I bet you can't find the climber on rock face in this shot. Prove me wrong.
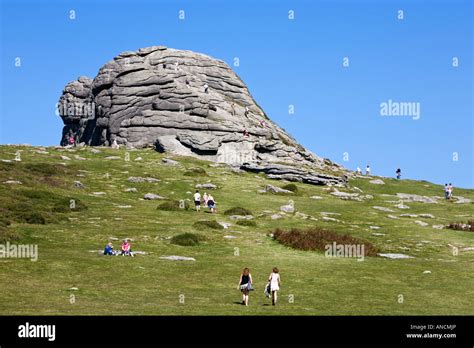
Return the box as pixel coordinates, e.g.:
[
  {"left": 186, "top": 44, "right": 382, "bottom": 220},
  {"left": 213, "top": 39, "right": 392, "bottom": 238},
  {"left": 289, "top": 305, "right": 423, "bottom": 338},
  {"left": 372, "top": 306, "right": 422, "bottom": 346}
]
[
  {"left": 174, "top": 62, "right": 179, "bottom": 71},
  {"left": 203, "top": 84, "right": 209, "bottom": 93},
  {"left": 245, "top": 106, "right": 250, "bottom": 117},
  {"left": 243, "top": 129, "right": 250, "bottom": 138}
]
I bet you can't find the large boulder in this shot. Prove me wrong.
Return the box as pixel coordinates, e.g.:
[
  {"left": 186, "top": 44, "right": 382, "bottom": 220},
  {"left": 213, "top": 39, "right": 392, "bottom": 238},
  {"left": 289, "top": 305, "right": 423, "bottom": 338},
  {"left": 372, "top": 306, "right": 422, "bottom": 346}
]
[{"left": 58, "top": 46, "right": 347, "bottom": 184}]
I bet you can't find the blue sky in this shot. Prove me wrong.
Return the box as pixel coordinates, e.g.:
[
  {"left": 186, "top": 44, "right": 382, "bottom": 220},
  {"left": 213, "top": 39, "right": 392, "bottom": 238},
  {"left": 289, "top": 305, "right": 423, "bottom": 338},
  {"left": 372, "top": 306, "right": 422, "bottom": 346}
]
[{"left": 1, "top": 0, "right": 472, "bottom": 187}]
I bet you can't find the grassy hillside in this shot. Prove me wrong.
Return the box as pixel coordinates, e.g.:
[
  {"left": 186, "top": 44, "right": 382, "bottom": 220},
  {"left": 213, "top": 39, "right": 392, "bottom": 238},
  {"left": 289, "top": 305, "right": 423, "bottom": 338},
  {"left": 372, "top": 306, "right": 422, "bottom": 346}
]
[{"left": 0, "top": 145, "right": 473, "bottom": 315}]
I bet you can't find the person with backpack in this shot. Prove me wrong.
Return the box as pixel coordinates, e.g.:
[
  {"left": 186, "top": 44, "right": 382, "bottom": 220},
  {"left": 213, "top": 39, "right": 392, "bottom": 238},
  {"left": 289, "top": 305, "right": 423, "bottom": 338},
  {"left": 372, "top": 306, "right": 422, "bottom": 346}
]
[
  {"left": 238, "top": 267, "right": 254, "bottom": 306},
  {"left": 268, "top": 267, "right": 281, "bottom": 306}
]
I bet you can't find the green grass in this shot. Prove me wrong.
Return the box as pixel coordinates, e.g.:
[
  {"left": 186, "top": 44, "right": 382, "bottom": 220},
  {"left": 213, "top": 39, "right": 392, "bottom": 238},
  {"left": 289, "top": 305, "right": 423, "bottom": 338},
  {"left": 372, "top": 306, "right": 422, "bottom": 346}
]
[{"left": 0, "top": 145, "right": 473, "bottom": 315}]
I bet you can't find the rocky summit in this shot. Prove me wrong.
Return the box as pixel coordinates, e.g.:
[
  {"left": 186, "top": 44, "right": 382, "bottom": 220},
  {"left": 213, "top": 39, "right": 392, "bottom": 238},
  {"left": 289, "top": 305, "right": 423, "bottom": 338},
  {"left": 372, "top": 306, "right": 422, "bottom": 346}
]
[{"left": 58, "top": 46, "right": 346, "bottom": 184}]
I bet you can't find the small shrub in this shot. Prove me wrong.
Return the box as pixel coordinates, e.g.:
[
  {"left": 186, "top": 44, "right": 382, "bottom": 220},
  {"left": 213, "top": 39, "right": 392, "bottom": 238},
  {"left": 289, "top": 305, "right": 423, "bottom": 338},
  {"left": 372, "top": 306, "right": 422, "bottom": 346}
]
[
  {"left": 17, "top": 211, "right": 46, "bottom": 224},
  {"left": 171, "top": 233, "right": 204, "bottom": 246},
  {"left": 224, "top": 207, "right": 253, "bottom": 216},
  {"left": 183, "top": 167, "right": 207, "bottom": 176},
  {"left": 281, "top": 183, "right": 298, "bottom": 192},
  {"left": 24, "top": 163, "right": 64, "bottom": 176},
  {"left": 236, "top": 220, "right": 257, "bottom": 227},
  {"left": 272, "top": 227, "right": 379, "bottom": 256},
  {"left": 193, "top": 220, "right": 223, "bottom": 230},
  {"left": 157, "top": 200, "right": 190, "bottom": 211},
  {"left": 447, "top": 220, "right": 474, "bottom": 232}
]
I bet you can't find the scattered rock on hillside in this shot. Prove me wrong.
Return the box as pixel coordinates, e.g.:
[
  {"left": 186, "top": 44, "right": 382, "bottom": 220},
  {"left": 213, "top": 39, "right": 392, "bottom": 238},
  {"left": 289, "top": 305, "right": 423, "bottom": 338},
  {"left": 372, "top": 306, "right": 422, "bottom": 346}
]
[
  {"left": 330, "top": 189, "right": 361, "bottom": 201},
  {"left": 414, "top": 220, "right": 429, "bottom": 227},
  {"left": 159, "top": 255, "right": 196, "bottom": 261},
  {"left": 400, "top": 214, "right": 418, "bottom": 218},
  {"left": 396, "top": 193, "right": 438, "bottom": 204},
  {"left": 74, "top": 181, "right": 85, "bottom": 189},
  {"left": 105, "top": 156, "right": 121, "bottom": 160},
  {"left": 373, "top": 206, "right": 394, "bottom": 212},
  {"left": 310, "top": 195, "right": 323, "bottom": 200},
  {"left": 162, "top": 158, "right": 179, "bottom": 165},
  {"left": 195, "top": 183, "right": 217, "bottom": 189},
  {"left": 419, "top": 213, "right": 435, "bottom": 219},
  {"left": 228, "top": 215, "right": 253, "bottom": 220},
  {"left": 369, "top": 179, "right": 385, "bottom": 185},
  {"left": 90, "top": 148, "right": 101, "bottom": 153},
  {"left": 264, "top": 184, "right": 293, "bottom": 194},
  {"left": 128, "top": 176, "right": 160, "bottom": 183},
  {"left": 378, "top": 253, "right": 414, "bottom": 259},
  {"left": 125, "top": 187, "right": 138, "bottom": 192},
  {"left": 60, "top": 155, "right": 71, "bottom": 161},
  {"left": 454, "top": 196, "right": 472, "bottom": 204},
  {"left": 271, "top": 214, "right": 282, "bottom": 220},
  {"left": 432, "top": 225, "right": 444, "bottom": 229},
  {"left": 144, "top": 193, "right": 166, "bottom": 200},
  {"left": 3, "top": 180, "right": 22, "bottom": 185}
]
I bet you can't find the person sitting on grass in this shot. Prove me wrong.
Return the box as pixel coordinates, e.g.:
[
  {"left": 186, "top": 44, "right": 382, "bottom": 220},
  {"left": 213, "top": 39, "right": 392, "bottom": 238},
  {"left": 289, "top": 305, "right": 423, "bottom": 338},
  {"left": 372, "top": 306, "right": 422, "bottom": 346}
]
[
  {"left": 104, "top": 242, "right": 117, "bottom": 256},
  {"left": 121, "top": 240, "right": 134, "bottom": 257},
  {"left": 207, "top": 194, "right": 216, "bottom": 213}
]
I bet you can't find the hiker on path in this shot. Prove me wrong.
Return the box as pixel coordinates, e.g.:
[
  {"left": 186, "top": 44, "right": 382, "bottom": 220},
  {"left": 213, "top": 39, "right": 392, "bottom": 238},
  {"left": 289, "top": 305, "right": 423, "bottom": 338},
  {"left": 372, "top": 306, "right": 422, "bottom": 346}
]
[
  {"left": 356, "top": 167, "right": 362, "bottom": 174},
  {"left": 207, "top": 194, "right": 216, "bottom": 213},
  {"left": 268, "top": 267, "right": 281, "bottom": 306},
  {"left": 365, "top": 165, "right": 371, "bottom": 176},
  {"left": 238, "top": 267, "right": 254, "bottom": 306},
  {"left": 194, "top": 190, "right": 201, "bottom": 212},
  {"left": 444, "top": 184, "right": 450, "bottom": 200},
  {"left": 448, "top": 183, "right": 454, "bottom": 199},
  {"left": 244, "top": 106, "right": 250, "bottom": 117},
  {"left": 396, "top": 168, "right": 401, "bottom": 180},
  {"left": 203, "top": 192, "right": 209, "bottom": 207}
]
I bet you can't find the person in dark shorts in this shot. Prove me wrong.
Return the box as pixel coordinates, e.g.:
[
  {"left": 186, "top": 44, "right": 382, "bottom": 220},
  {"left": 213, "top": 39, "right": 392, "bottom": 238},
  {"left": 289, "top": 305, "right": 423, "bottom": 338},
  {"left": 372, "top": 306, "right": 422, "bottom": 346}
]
[{"left": 193, "top": 190, "right": 201, "bottom": 212}]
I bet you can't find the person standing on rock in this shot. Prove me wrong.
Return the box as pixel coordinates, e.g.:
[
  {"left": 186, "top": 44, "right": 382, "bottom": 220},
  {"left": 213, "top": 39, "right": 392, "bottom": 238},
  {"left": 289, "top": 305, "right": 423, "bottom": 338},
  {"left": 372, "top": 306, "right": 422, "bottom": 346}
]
[
  {"left": 238, "top": 267, "right": 254, "bottom": 306},
  {"left": 268, "top": 267, "right": 281, "bottom": 306},
  {"left": 193, "top": 190, "right": 201, "bottom": 212},
  {"left": 365, "top": 165, "right": 371, "bottom": 176},
  {"left": 396, "top": 168, "right": 401, "bottom": 179}
]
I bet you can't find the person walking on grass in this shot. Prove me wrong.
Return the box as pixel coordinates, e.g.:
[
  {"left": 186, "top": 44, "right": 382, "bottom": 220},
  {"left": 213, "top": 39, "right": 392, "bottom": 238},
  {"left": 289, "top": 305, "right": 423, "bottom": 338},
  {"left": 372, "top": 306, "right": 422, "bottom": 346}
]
[
  {"left": 365, "top": 165, "right": 371, "bottom": 176},
  {"left": 207, "top": 194, "right": 216, "bottom": 213},
  {"left": 238, "top": 267, "right": 254, "bottom": 306},
  {"left": 448, "top": 183, "right": 454, "bottom": 199},
  {"left": 444, "top": 184, "right": 450, "bottom": 200},
  {"left": 268, "top": 267, "right": 281, "bottom": 306},
  {"left": 193, "top": 190, "right": 201, "bottom": 212},
  {"left": 396, "top": 168, "right": 401, "bottom": 180}
]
